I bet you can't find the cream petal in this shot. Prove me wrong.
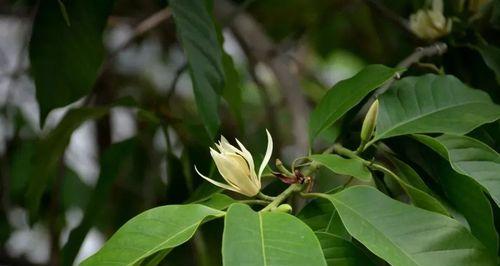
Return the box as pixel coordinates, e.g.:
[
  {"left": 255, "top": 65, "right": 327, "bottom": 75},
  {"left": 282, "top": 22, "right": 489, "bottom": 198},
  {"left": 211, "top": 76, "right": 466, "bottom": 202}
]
[
  {"left": 257, "top": 129, "right": 273, "bottom": 180},
  {"left": 212, "top": 153, "right": 260, "bottom": 197},
  {"left": 235, "top": 138, "right": 257, "bottom": 181},
  {"left": 194, "top": 165, "right": 241, "bottom": 193},
  {"left": 211, "top": 152, "right": 252, "bottom": 186},
  {"left": 219, "top": 136, "right": 240, "bottom": 155}
]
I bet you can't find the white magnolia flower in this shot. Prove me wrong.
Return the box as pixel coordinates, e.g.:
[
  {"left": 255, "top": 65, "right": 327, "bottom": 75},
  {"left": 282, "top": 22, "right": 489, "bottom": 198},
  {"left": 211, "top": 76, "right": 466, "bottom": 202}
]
[
  {"left": 195, "top": 130, "right": 273, "bottom": 197},
  {"left": 409, "top": 0, "right": 452, "bottom": 40}
]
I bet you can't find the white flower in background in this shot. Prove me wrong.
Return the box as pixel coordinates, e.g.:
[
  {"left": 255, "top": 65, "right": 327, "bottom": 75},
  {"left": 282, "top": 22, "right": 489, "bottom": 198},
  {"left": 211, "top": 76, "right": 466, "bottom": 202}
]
[
  {"left": 195, "top": 130, "right": 273, "bottom": 197},
  {"left": 409, "top": 0, "right": 452, "bottom": 40}
]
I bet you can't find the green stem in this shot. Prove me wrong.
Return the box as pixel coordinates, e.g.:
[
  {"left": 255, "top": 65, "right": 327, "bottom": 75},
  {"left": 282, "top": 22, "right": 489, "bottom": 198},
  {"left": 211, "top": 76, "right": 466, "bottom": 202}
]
[
  {"left": 355, "top": 140, "right": 367, "bottom": 154},
  {"left": 276, "top": 159, "right": 293, "bottom": 175},
  {"left": 332, "top": 144, "right": 359, "bottom": 160},
  {"left": 239, "top": 199, "right": 270, "bottom": 206},
  {"left": 260, "top": 184, "right": 303, "bottom": 212},
  {"left": 298, "top": 192, "right": 325, "bottom": 199},
  {"left": 257, "top": 192, "right": 277, "bottom": 201}
]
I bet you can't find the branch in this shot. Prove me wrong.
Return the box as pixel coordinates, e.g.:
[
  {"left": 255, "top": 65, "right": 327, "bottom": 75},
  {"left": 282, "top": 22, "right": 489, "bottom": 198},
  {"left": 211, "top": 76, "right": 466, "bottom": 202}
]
[
  {"left": 84, "top": 7, "right": 173, "bottom": 106},
  {"left": 374, "top": 42, "right": 447, "bottom": 98},
  {"left": 214, "top": 0, "right": 310, "bottom": 154}
]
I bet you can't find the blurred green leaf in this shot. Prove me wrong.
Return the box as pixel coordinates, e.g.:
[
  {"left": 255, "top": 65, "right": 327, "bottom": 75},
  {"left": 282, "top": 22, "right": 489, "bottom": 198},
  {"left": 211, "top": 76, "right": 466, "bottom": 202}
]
[
  {"left": 222, "top": 203, "right": 327, "bottom": 266},
  {"left": 310, "top": 154, "right": 372, "bottom": 182},
  {"left": 61, "top": 168, "right": 91, "bottom": 210},
  {"left": 9, "top": 140, "right": 37, "bottom": 201},
  {"left": 221, "top": 51, "right": 243, "bottom": 127},
  {"left": 170, "top": 0, "right": 225, "bottom": 139},
  {"left": 321, "top": 186, "right": 495, "bottom": 266},
  {"left": 372, "top": 74, "right": 500, "bottom": 144},
  {"left": 475, "top": 44, "right": 500, "bottom": 84},
  {"left": 309, "top": 64, "right": 400, "bottom": 143},
  {"left": 25, "top": 107, "right": 108, "bottom": 221},
  {"left": 81, "top": 204, "right": 224, "bottom": 265},
  {"left": 62, "top": 138, "right": 137, "bottom": 266},
  {"left": 29, "top": 0, "right": 113, "bottom": 125}
]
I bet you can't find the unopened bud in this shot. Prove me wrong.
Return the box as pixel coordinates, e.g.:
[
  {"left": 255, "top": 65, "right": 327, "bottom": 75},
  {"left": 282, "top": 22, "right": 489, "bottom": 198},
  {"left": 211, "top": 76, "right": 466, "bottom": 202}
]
[
  {"left": 275, "top": 204, "right": 293, "bottom": 213},
  {"left": 409, "top": 0, "right": 452, "bottom": 40},
  {"left": 361, "top": 100, "right": 379, "bottom": 142},
  {"left": 275, "top": 158, "right": 293, "bottom": 175}
]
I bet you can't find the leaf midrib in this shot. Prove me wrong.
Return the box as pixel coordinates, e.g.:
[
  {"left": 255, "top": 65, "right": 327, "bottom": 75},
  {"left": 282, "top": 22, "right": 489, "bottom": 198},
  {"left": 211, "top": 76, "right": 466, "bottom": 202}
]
[{"left": 375, "top": 100, "right": 498, "bottom": 142}]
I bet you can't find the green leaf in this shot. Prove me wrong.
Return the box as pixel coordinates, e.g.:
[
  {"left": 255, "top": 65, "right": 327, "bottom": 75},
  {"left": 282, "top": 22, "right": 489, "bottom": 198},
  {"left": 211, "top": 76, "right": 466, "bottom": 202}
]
[
  {"left": 310, "top": 154, "right": 372, "bottom": 182},
  {"left": 321, "top": 186, "right": 495, "bottom": 266},
  {"left": 199, "top": 193, "right": 236, "bottom": 210},
  {"left": 316, "top": 232, "right": 375, "bottom": 266},
  {"left": 223, "top": 203, "right": 327, "bottom": 266},
  {"left": 170, "top": 0, "right": 225, "bottom": 139},
  {"left": 384, "top": 156, "right": 450, "bottom": 216},
  {"left": 309, "top": 64, "right": 400, "bottom": 143},
  {"left": 30, "top": 0, "right": 113, "bottom": 125},
  {"left": 414, "top": 134, "right": 499, "bottom": 254},
  {"left": 81, "top": 204, "right": 224, "bottom": 265},
  {"left": 26, "top": 107, "right": 108, "bottom": 220},
  {"left": 432, "top": 158, "right": 498, "bottom": 255},
  {"left": 475, "top": 43, "right": 500, "bottom": 84},
  {"left": 297, "top": 197, "right": 350, "bottom": 239},
  {"left": 372, "top": 74, "right": 500, "bottom": 144},
  {"left": 414, "top": 134, "right": 500, "bottom": 207},
  {"left": 62, "top": 138, "right": 137, "bottom": 265}
]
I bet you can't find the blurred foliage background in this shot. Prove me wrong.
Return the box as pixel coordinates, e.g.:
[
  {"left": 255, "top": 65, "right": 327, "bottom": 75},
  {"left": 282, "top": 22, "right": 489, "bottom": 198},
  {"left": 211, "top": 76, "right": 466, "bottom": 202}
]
[{"left": 0, "top": 0, "right": 499, "bottom": 265}]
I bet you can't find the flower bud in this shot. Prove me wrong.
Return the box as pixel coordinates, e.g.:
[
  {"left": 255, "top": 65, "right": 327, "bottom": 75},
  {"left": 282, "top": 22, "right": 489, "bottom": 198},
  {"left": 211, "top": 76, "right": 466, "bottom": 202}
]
[
  {"left": 195, "top": 130, "right": 273, "bottom": 197},
  {"left": 275, "top": 204, "right": 293, "bottom": 213},
  {"left": 361, "top": 100, "right": 379, "bottom": 142},
  {"left": 409, "top": 0, "right": 452, "bottom": 40}
]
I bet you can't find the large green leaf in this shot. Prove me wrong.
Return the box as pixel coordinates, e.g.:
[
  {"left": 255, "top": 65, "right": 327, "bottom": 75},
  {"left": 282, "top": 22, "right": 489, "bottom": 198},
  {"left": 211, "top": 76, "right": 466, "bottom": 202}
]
[
  {"left": 431, "top": 158, "right": 498, "bottom": 255},
  {"left": 321, "top": 186, "right": 495, "bottom": 266},
  {"left": 223, "top": 203, "right": 327, "bottom": 266},
  {"left": 26, "top": 107, "right": 108, "bottom": 220},
  {"left": 316, "top": 232, "right": 375, "bottom": 266},
  {"left": 310, "top": 154, "right": 372, "bottom": 182},
  {"left": 62, "top": 139, "right": 137, "bottom": 265},
  {"left": 30, "top": 0, "right": 113, "bottom": 125},
  {"left": 371, "top": 74, "right": 500, "bottom": 144},
  {"left": 170, "top": 0, "right": 225, "bottom": 139},
  {"left": 81, "top": 204, "right": 224, "bottom": 265},
  {"left": 308, "top": 64, "right": 400, "bottom": 142},
  {"left": 384, "top": 156, "right": 450, "bottom": 216},
  {"left": 414, "top": 134, "right": 500, "bottom": 207}
]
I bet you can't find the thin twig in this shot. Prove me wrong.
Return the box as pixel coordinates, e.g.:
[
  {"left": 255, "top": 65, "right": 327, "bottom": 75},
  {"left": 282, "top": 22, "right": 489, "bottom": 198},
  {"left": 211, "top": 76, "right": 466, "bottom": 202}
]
[
  {"left": 84, "top": 8, "right": 173, "bottom": 106},
  {"left": 108, "top": 8, "right": 172, "bottom": 61},
  {"left": 374, "top": 42, "right": 447, "bottom": 98},
  {"left": 166, "top": 62, "right": 188, "bottom": 102}
]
